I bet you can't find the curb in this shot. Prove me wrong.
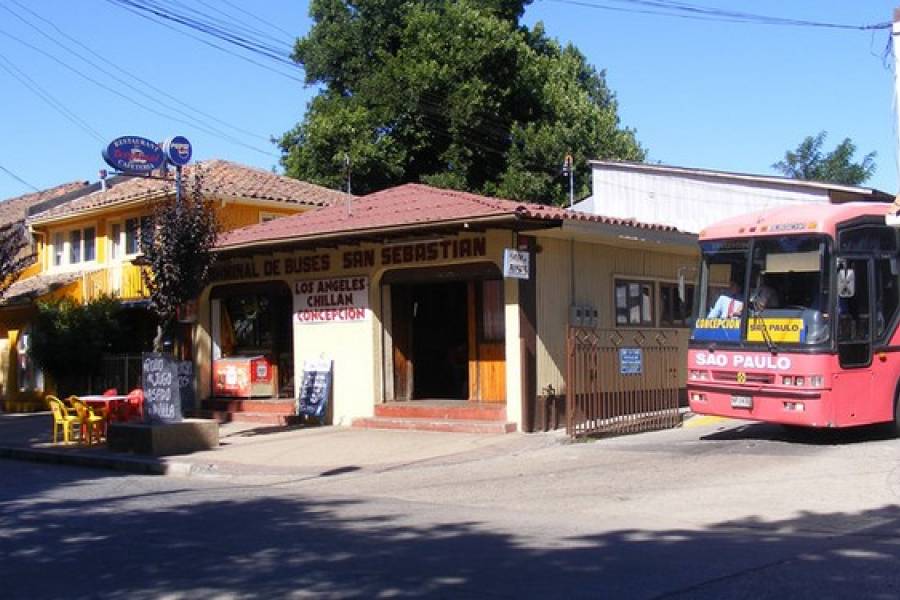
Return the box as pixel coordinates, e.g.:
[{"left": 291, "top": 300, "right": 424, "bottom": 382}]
[{"left": 0, "top": 446, "right": 195, "bottom": 477}]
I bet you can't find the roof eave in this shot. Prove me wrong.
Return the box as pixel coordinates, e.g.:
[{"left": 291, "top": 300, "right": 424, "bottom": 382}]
[
  {"left": 214, "top": 213, "right": 550, "bottom": 256},
  {"left": 589, "top": 160, "right": 888, "bottom": 196}
]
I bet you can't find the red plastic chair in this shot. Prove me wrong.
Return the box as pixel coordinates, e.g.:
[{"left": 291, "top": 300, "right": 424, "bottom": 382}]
[
  {"left": 103, "top": 388, "right": 119, "bottom": 396},
  {"left": 125, "top": 388, "right": 144, "bottom": 422}
]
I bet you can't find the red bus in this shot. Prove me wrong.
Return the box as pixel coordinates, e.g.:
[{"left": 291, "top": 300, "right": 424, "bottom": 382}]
[{"left": 688, "top": 202, "right": 900, "bottom": 433}]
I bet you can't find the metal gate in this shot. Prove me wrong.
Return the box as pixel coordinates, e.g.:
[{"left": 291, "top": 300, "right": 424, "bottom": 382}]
[{"left": 566, "top": 327, "right": 681, "bottom": 438}]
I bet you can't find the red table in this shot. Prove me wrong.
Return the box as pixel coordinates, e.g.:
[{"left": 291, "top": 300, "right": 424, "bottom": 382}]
[{"left": 81, "top": 395, "right": 129, "bottom": 422}]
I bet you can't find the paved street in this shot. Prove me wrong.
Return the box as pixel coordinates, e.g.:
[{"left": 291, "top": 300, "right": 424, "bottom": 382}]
[{"left": 3, "top": 418, "right": 900, "bottom": 598}]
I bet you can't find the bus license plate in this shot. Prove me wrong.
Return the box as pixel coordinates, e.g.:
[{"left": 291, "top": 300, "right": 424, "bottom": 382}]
[{"left": 731, "top": 395, "right": 753, "bottom": 409}]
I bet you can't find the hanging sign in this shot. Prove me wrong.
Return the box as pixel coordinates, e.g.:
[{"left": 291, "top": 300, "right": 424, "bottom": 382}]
[
  {"left": 297, "top": 358, "right": 332, "bottom": 418},
  {"left": 163, "top": 135, "right": 192, "bottom": 166},
  {"left": 102, "top": 136, "right": 165, "bottom": 174},
  {"left": 294, "top": 276, "right": 369, "bottom": 323},
  {"left": 503, "top": 248, "right": 530, "bottom": 279}
]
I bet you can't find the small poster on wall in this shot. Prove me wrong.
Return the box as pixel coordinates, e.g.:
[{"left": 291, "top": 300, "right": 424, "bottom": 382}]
[{"left": 297, "top": 358, "right": 333, "bottom": 418}]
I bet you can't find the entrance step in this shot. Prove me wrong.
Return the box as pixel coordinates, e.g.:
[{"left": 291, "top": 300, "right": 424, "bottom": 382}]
[
  {"left": 352, "top": 416, "right": 516, "bottom": 434},
  {"left": 375, "top": 402, "right": 507, "bottom": 421},
  {"left": 188, "top": 398, "right": 296, "bottom": 426}
]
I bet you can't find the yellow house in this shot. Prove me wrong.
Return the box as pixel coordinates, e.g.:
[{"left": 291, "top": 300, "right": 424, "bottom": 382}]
[{"left": 0, "top": 160, "right": 345, "bottom": 411}]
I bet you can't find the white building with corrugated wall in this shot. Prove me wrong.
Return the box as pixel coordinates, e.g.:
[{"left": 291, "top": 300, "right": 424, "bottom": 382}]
[{"left": 574, "top": 161, "right": 893, "bottom": 234}]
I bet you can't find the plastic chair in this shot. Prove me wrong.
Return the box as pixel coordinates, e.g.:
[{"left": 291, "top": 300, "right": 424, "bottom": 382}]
[
  {"left": 102, "top": 388, "right": 119, "bottom": 396},
  {"left": 69, "top": 396, "right": 105, "bottom": 446},
  {"left": 117, "top": 388, "right": 144, "bottom": 421},
  {"left": 46, "top": 395, "right": 80, "bottom": 444}
]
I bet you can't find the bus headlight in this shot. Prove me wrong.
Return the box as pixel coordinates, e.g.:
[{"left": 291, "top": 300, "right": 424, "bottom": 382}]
[
  {"left": 782, "top": 376, "right": 793, "bottom": 386},
  {"left": 809, "top": 375, "right": 824, "bottom": 388},
  {"left": 689, "top": 369, "right": 708, "bottom": 381}
]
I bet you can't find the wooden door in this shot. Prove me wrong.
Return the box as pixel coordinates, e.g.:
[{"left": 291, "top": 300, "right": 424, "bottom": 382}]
[
  {"left": 391, "top": 284, "right": 413, "bottom": 401},
  {"left": 468, "top": 280, "right": 506, "bottom": 403}
]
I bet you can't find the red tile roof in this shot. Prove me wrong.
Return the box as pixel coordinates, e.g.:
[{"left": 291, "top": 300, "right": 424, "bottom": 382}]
[
  {"left": 218, "top": 183, "right": 678, "bottom": 250},
  {"left": 0, "top": 181, "right": 89, "bottom": 226},
  {"left": 31, "top": 160, "right": 347, "bottom": 222}
]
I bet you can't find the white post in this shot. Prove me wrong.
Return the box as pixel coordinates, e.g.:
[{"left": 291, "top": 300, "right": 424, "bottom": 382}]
[
  {"left": 893, "top": 9, "right": 900, "bottom": 192},
  {"left": 887, "top": 8, "right": 900, "bottom": 224}
]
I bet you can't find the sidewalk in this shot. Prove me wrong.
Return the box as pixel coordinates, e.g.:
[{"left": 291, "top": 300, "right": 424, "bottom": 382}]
[{"left": 0, "top": 412, "right": 560, "bottom": 479}]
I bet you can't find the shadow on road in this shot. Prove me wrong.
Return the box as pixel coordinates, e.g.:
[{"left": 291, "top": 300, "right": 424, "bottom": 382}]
[
  {"left": 3, "top": 461, "right": 900, "bottom": 598},
  {"left": 700, "top": 421, "right": 897, "bottom": 446}
]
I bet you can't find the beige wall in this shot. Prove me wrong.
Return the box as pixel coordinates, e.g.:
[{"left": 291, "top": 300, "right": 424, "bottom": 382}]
[
  {"left": 534, "top": 234, "right": 698, "bottom": 395},
  {"left": 197, "top": 231, "right": 517, "bottom": 426}
]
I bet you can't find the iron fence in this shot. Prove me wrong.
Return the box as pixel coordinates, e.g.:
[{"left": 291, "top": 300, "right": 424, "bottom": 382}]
[{"left": 566, "top": 327, "right": 682, "bottom": 438}]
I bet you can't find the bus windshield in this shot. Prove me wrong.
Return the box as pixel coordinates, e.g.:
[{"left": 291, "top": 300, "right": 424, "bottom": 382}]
[{"left": 692, "top": 235, "right": 831, "bottom": 348}]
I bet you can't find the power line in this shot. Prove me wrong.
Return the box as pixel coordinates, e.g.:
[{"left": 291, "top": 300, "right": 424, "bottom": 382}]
[
  {"left": 102, "top": 0, "right": 305, "bottom": 84},
  {"left": 0, "top": 27, "right": 278, "bottom": 157},
  {"left": 5, "top": 1, "right": 273, "bottom": 146},
  {"left": 0, "top": 164, "right": 40, "bottom": 194},
  {"left": 106, "top": 0, "right": 298, "bottom": 67},
  {"left": 0, "top": 52, "right": 106, "bottom": 143},
  {"left": 542, "top": 0, "right": 890, "bottom": 31},
  {"left": 213, "top": 0, "right": 298, "bottom": 43}
]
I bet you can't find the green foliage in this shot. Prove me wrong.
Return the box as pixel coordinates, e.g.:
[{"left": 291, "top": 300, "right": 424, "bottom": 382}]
[
  {"left": 30, "top": 295, "right": 124, "bottom": 386},
  {"left": 279, "top": 0, "right": 644, "bottom": 205},
  {"left": 141, "top": 167, "right": 220, "bottom": 333},
  {"left": 773, "top": 131, "right": 876, "bottom": 186}
]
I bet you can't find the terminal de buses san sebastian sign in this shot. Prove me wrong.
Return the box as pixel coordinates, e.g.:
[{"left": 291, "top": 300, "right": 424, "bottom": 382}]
[{"left": 209, "top": 236, "right": 489, "bottom": 324}]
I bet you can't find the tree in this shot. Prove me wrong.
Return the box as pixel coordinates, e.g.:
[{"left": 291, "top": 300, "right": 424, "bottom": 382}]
[
  {"left": 773, "top": 131, "right": 876, "bottom": 186},
  {"left": 31, "top": 295, "right": 124, "bottom": 394},
  {"left": 0, "top": 221, "right": 35, "bottom": 299},
  {"left": 141, "top": 167, "right": 220, "bottom": 352},
  {"left": 278, "top": 0, "right": 644, "bottom": 205}
]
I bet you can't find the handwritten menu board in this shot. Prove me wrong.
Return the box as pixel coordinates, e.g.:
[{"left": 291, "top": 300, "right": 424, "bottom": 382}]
[
  {"left": 177, "top": 360, "right": 194, "bottom": 410},
  {"left": 142, "top": 353, "right": 182, "bottom": 423},
  {"left": 297, "top": 358, "right": 332, "bottom": 418}
]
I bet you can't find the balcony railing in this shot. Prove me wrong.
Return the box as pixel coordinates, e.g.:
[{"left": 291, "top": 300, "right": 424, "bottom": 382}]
[{"left": 83, "top": 263, "right": 150, "bottom": 302}]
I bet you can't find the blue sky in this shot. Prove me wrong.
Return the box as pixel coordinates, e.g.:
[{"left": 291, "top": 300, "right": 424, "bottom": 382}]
[{"left": 0, "top": 1, "right": 897, "bottom": 201}]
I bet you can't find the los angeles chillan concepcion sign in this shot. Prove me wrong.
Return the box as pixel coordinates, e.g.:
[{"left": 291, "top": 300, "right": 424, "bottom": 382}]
[{"left": 295, "top": 277, "right": 369, "bottom": 323}]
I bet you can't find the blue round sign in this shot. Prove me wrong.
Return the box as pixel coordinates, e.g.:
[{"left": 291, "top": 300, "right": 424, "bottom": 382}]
[
  {"left": 102, "top": 137, "right": 165, "bottom": 174},
  {"left": 163, "top": 136, "right": 192, "bottom": 166}
]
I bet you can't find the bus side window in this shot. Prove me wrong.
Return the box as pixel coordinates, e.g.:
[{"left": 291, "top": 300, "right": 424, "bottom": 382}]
[{"left": 874, "top": 258, "right": 899, "bottom": 338}]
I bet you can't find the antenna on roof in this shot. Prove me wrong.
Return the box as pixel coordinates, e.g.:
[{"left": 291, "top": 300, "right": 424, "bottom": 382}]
[{"left": 344, "top": 152, "right": 352, "bottom": 218}]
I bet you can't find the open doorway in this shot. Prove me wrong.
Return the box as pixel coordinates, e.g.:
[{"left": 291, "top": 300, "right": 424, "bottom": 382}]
[
  {"left": 385, "top": 263, "right": 506, "bottom": 403},
  {"left": 411, "top": 282, "right": 468, "bottom": 399}
]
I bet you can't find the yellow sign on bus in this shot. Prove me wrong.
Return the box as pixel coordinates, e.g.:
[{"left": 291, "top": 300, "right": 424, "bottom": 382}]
[{"left": 746, "top": 318, "right": 805, "bottom": 343}]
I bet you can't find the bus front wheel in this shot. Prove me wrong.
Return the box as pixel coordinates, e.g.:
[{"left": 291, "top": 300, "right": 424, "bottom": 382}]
[{"left": 893, "top": 390, "right": 900, "bottom": 438}]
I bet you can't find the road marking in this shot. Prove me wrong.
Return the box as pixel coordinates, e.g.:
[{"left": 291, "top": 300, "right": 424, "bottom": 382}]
[{"left": 683, "top": 415, "right": 730, "bottom": 428}]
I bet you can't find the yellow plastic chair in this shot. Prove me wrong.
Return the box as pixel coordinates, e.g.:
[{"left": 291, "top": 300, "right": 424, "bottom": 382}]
[
  {"left": 68, "top": 396, "right": 105, "bottom": 446},
  {"left": 46, "top": 395, "right": 80, "bottom": 444}
]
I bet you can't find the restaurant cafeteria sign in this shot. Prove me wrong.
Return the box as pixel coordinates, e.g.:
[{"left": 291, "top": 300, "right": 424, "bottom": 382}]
[
  {"left": 295, "top": 276, "right": 369, "bottom": 323},
  {"left": 102, "top": 136, "right": 166, "bottom": 174}
]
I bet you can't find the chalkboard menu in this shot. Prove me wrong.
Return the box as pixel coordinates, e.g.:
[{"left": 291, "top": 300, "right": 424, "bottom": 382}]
[
  {"left": 177, "top": 360, "right": 194, "bottom": 411},
  {"left": 297, "top": 358, "right": 332, "bottom": 418},
  {"left": 142, "top": 353, "right": 182, "bottom": 423}
]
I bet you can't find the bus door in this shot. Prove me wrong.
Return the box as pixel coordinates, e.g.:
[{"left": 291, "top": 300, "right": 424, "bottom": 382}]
[{"left": 834, "top": 257, "right": 873, "bottom": 422}]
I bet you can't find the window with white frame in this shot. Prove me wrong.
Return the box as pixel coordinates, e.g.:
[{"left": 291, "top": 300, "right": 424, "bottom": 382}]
[
  {"left": 52, "top": 227, "right": 96, "bottom": 268},
  {"left": 119, "top": 216, "right": 153, "bottom": 256},
  {"left": 52, "top": 232, "right": 64, "bottom": 266}
]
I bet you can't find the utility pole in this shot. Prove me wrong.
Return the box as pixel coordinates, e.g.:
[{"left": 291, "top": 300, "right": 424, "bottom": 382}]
[
  {"left": 344, "top": 152, "right": 352, "bottom": 217},
  {"left": 888, "top": 8, "right": 900, "bottom": 223},
  {"left": 562, "top": 153, "right": 574, "bottom": 208}
]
